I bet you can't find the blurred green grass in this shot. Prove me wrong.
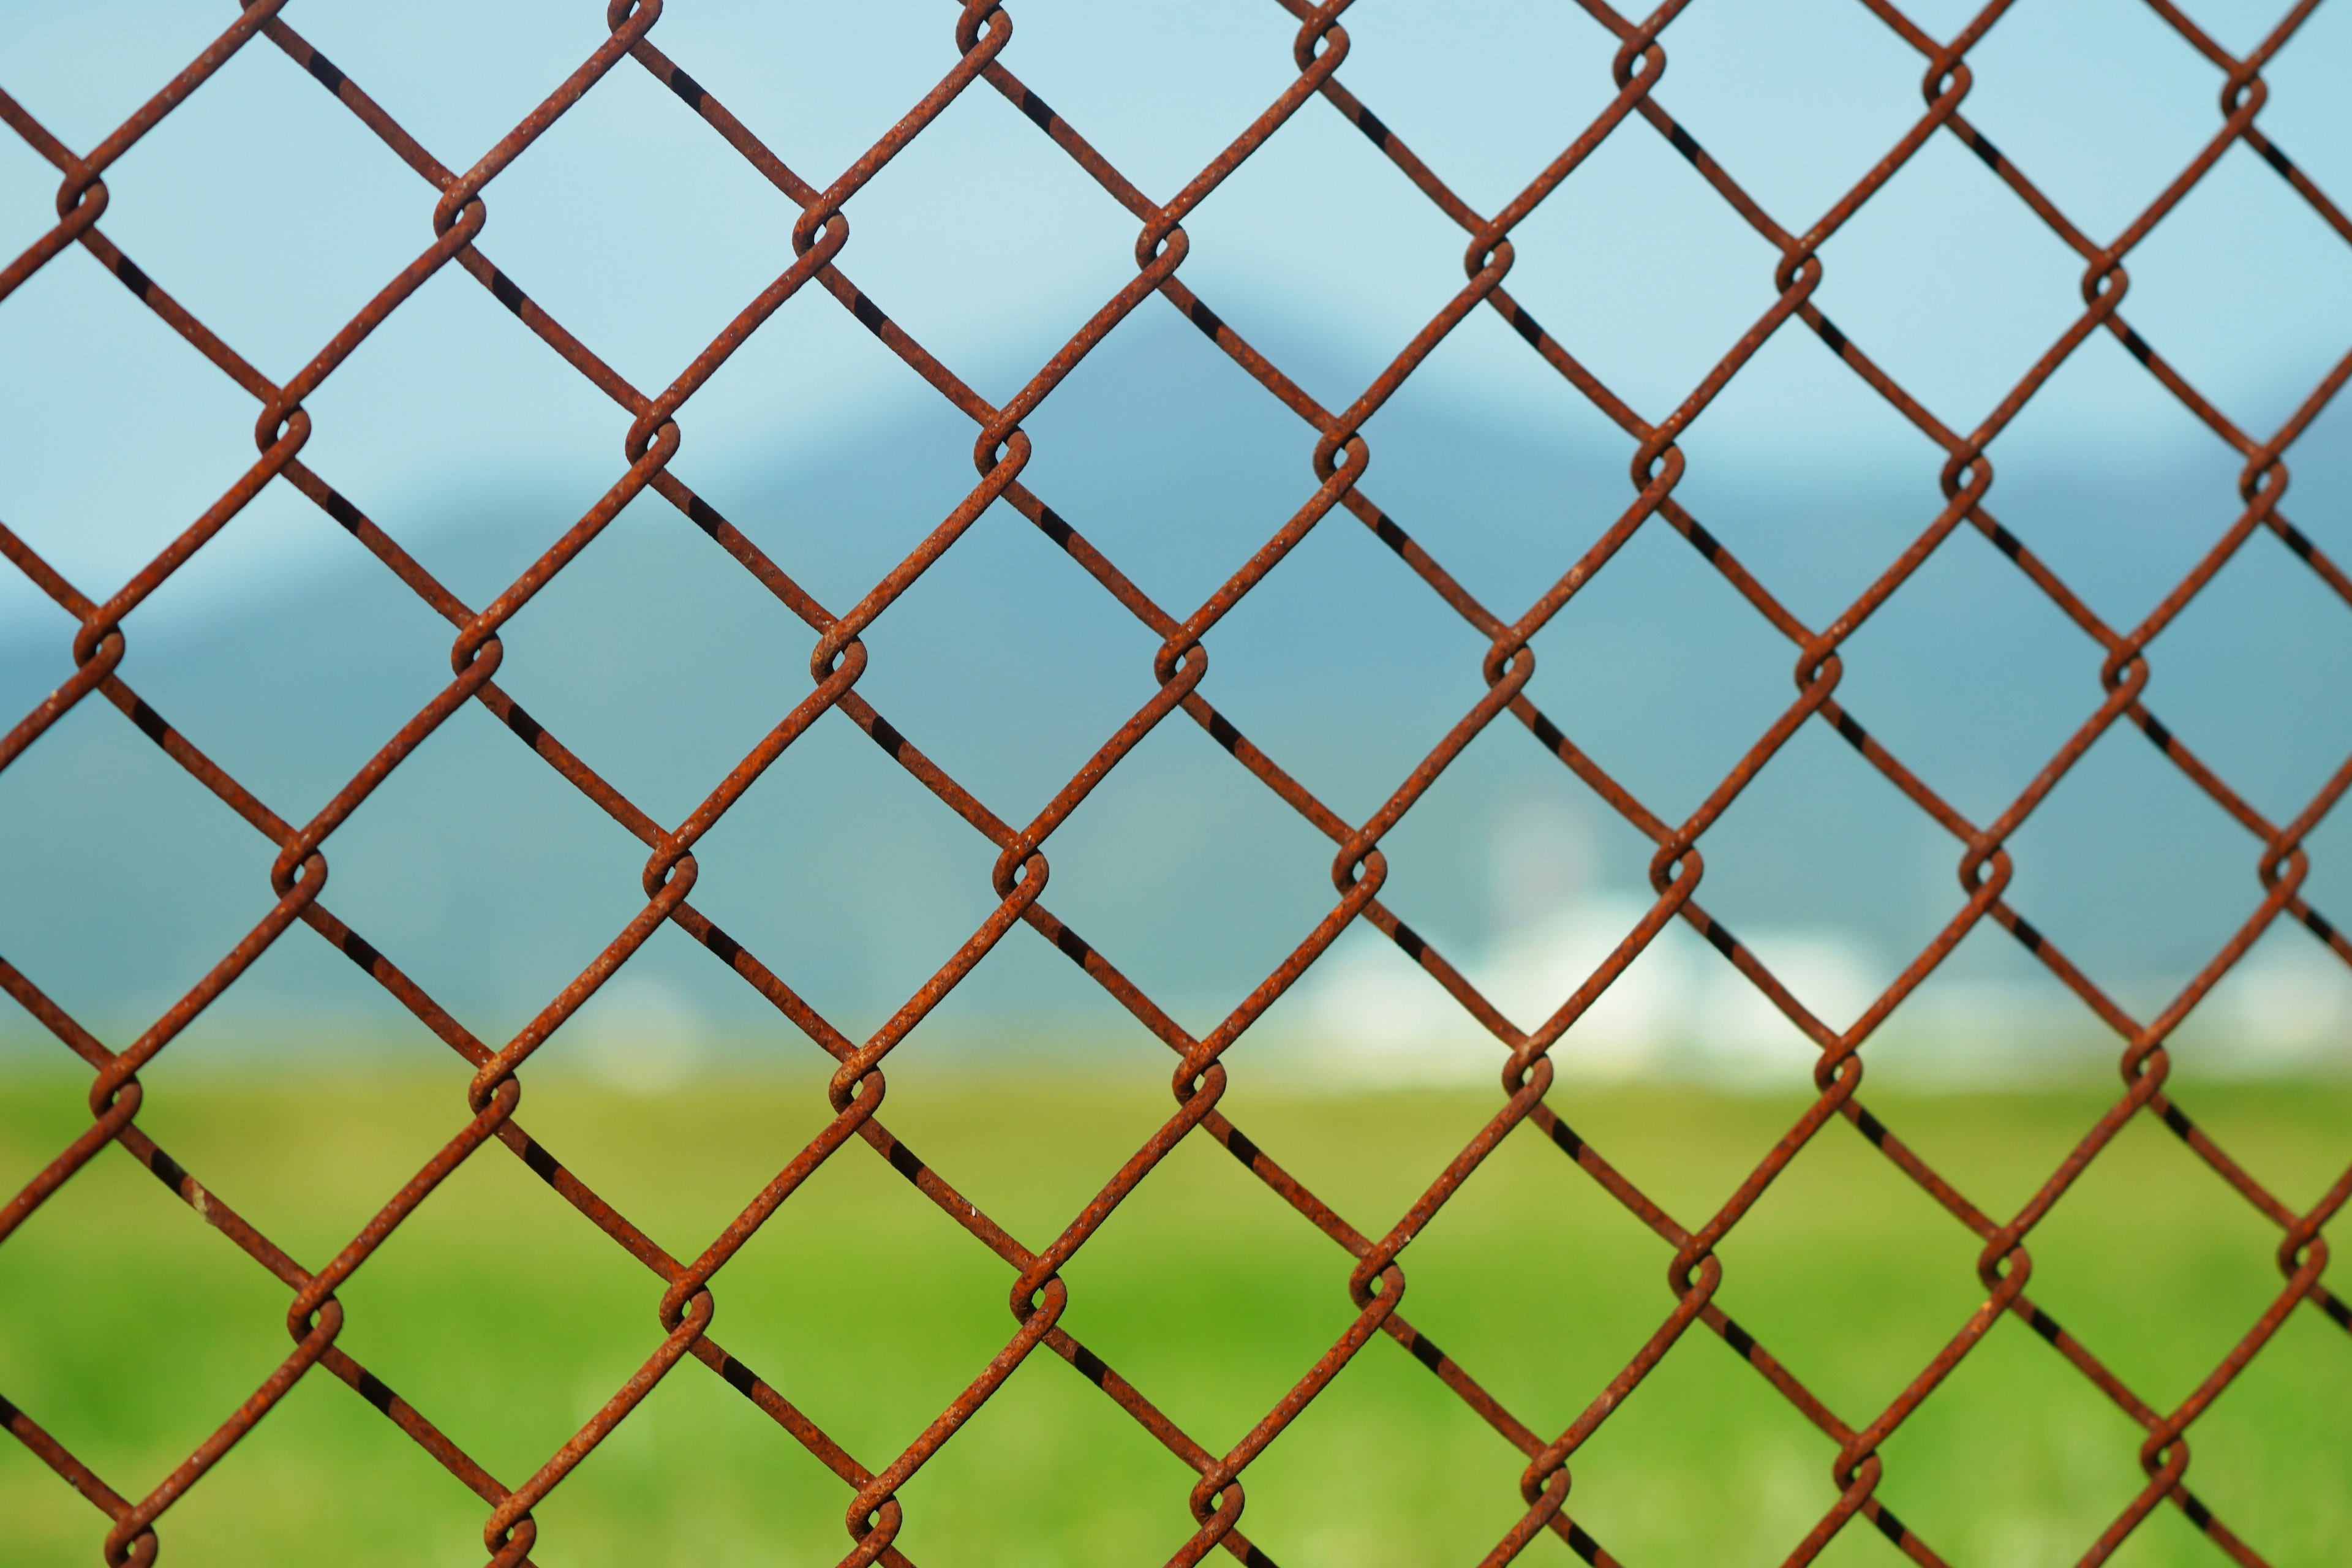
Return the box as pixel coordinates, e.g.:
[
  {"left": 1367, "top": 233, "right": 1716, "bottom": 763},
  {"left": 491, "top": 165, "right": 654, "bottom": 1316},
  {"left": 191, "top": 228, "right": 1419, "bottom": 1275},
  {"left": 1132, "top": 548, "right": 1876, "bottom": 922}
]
[{"left": 1, "top": 1066, "right": 2347, "bottom": 1567}]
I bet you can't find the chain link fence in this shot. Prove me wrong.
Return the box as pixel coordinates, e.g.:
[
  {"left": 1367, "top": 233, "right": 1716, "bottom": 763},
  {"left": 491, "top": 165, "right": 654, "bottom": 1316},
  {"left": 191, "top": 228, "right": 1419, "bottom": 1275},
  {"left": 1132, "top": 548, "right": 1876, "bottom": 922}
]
[{"left": 2, "top": 1, "right": 2349, "bottom": 1563}]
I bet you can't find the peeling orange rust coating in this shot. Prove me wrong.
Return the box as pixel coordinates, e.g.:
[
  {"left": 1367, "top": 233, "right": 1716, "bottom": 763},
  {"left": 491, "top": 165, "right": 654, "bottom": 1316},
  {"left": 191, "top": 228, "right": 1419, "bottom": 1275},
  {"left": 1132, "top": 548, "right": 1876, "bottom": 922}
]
[{"left": 1, "top": 0, "right": 2348, "bottom": 1562}]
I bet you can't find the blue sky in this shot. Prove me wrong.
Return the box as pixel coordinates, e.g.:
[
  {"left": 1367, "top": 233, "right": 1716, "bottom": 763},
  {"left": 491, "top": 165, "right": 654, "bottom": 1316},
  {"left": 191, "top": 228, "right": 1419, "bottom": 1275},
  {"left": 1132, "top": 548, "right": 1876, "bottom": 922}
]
[
  {"left": 4, "top": 0, "right": 2348, "bottom": 623},
  {"left": 2, "top": 3, "right": 2350, "bottom": 1065}
]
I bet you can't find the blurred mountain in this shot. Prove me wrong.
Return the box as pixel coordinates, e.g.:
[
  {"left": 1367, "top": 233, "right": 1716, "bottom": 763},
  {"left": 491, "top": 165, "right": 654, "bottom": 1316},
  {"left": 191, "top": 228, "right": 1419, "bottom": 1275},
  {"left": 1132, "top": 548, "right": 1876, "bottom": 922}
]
[{"left": 3, "top": 315, "right": 2347, "bottom": 1066}]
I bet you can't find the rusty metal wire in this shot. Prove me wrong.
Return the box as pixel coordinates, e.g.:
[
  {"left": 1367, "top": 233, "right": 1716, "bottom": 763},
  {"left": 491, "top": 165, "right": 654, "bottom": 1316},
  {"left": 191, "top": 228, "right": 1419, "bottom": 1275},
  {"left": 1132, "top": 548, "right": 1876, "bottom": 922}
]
[{"left": 3, "top": 1, "right": 2349, "bottom": 1562}]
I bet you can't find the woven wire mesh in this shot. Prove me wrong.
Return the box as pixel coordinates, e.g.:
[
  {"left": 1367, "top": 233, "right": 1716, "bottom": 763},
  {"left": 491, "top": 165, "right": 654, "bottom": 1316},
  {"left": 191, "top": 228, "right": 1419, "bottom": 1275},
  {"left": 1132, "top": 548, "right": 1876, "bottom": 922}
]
[{"left": 2, "top": 1, "right": 2349, "bottom": 1563}]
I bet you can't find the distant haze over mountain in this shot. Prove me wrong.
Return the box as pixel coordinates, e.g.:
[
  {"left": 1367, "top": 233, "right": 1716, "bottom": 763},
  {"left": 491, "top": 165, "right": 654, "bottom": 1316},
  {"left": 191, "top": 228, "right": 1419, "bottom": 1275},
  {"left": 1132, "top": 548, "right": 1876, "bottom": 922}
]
[{"left": 4, "top": 317, "right": 2348, "bottom": 1081}]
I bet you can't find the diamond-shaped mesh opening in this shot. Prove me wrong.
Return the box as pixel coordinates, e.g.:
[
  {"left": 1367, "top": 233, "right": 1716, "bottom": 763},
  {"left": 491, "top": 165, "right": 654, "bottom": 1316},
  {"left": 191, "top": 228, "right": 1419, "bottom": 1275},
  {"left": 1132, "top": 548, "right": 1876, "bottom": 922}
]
[
  {"left": 888, "top": 1344, "right": 1206, "bottom": 1566},
  {"left": 1565, "top": 1316, "right": 1846, "bottom": 1564},
  {"left": 327, "top": 1119, "right": 681, "bottom": 1484},
  {"left": 682, "top": 704, "right": 1010, "bottom": 1038},
  {"left": 848, "top": 497, "right": 1168, "bottom": 819},
  {"left": 521, "top": 1353, "right": 852, "bottom": 1567},
  {"left": 1711, "top": 1106, "right": 1999, "bottom": 1419},
  {"left": 848, "top": 965, "right": 1184, "bottom": 1240},
  {"left": 2005, "top": 716, "right": 2278, "bottom": 1019},
  {"left": 1667, "top": 320, "right": 1954, "bottom": 627},
  {"left": 485, "top": 489, "right": 822, "bottom": 826},
  {"left": 1962, "top": 0, "right": 2228, "bottom": 243},
  {"left": 305, "top": 698, "right": 665, "bottom": 1039},
  {"left": 1854, "top": 943, "right": 2128, "bottom": 1194},
  {"left": 1337, "top": 0, "right": 1624, "bottom": 219},
  {"left": 1359, "top": 712, "right": 1660, "bottom": 959},
  {"left": 645, "top": 1100, "right": 1025, "bottom": 1463},
  {"left": 96, "top": 42, "right": 428, "bottom": 377},
  {"left": 1984, "top": 328, "right": 2255, "bottom": 630},
  {"left": 1175, "top": 99, "right": 1493, "bottom": 413},
  {"left": 1519, "top": 516, "right": 1798, "bottom": 824},
  {"left": 148, "top": 1336, "right": 491, "bottom": 1568},
  {"left": 469, "top": 62, "right": 806, "bottom": 396},
  {"left": 676, "top": 360, "right": 1012, "bottom": 619},
  {"left": 834, "top": 82, "right": 1153, "bottom": 384},
  {"left": 1202, "top": 493, "right": 1501, "bottom": 825},
  {"left": 1374, "top": 1096, "right": 1689, "bottom": 1423},
  {"left": 1694, "top": 719, "right": 1977, "bottom": 1018},
  {"left": 1016, "top": 307, "right": 1322, "bottom": 614},
  {"left": 104, "top": 484, "right": 462, "bottom": 815},
  {"left": 1870, "top": 1310, "right": 2160, "bottom": 1563},
  {"left": 1027, "top": 709, "right": 1353, "bottom": 1031},
  {"left": 982, "top": 0, "right": 1302, "bottom": 204},
  {"left": 6, "top": 4, "right": 2351, "bottom": 1562},
  {"left": 1355, "top": 299, "right": 1648, "bottom": 611},
  {"left": 1833, "top": 518, "right": 2113, "bottom": 824},
  {"left": 1053, "top": 1123, "right": 1371, "bottom": 1449},
  {"left": 2029, "top": 1106, "right": 2314, "bottom": 1412},
  {"left": 1812, "top": 130, "right": 2091, "bottom": 429},
  {"left": 1659, "top": 0, "right": 1932, "bottom": 226},
  {"left": 2121, "top": 141, "right": 2352, "bottom": 434},
  {"left": 494, "top": 931, "right": 839, "bottom": 1232},
  {"left": 290, "top": 267, "right": 637, "bottom": 594},
  {"left": 1500, "top": 115, "right": 1790, "bottom": 421},
  {"left": 1231, "top": 1330, "right": 1545, "bottom": 1566}
]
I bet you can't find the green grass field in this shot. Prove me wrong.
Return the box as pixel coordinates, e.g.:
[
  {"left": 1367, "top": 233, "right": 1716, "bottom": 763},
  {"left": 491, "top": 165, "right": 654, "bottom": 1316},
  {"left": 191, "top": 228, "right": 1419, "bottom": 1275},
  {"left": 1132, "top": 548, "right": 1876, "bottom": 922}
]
[{"left": 2, "top": 1065, "right": 2347, "bottom": 1567}]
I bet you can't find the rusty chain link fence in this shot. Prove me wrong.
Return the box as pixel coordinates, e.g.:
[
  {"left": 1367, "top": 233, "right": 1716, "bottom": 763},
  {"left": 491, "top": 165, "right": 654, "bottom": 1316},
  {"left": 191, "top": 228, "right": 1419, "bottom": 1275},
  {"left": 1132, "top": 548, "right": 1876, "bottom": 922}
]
[{"left": 3, "top": 0, "right": 2350, "bottom": 1563}]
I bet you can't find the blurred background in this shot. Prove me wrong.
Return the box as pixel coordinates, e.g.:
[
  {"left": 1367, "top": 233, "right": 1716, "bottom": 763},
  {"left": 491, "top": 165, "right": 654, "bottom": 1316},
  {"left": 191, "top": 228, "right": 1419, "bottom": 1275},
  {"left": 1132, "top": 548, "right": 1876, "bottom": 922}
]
[
  {"left": 2, "top": 0, "right": 2351, "bottom": 1082},
  {"left": 2, "top": 1, "right": 2350, "bottom": 1564}
]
